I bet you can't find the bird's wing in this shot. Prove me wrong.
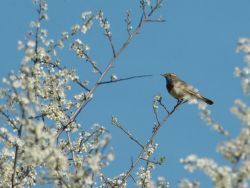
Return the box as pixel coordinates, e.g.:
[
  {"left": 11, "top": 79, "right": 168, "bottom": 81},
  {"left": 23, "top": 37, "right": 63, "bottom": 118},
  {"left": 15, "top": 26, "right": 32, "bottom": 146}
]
[
  {"left": 173, "top": 78, "right": 202, "bottom": 98},
  {"left": 183, "top": 85, "right": 214, "bottom": 105},
  {"left": 182, "top": 85, "right": 202, "bottom": 98},
  {"left": 174, "top": 79, "right": 213, "bottom": 105},
  {"left": 174, "top": 79, "right": 188, "bottom": 87}
]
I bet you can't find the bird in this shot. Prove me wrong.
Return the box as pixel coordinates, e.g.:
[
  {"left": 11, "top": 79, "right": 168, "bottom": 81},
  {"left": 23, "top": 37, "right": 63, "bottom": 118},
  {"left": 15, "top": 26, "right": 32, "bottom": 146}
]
[{"left": 161, "top": 73, "right": 213, "bottom": 105}]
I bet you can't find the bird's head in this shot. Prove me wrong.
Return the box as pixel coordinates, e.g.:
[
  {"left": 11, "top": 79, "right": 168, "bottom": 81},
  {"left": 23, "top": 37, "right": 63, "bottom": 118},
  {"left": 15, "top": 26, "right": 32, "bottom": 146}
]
[{"left": 161, "top": 73, "right": 178, "bottom": 81}]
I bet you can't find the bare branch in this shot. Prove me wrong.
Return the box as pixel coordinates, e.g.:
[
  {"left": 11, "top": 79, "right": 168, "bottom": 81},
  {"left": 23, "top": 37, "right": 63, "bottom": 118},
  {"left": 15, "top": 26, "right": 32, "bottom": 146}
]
[
  {"left": 112, "top": 117, "right": 144, "bottom": 149},
  {"left": 106, "top": 33, "right": 116, "bottom": 58},
  {"left": 153, "top": 108, "right": 161, "bottom": 130},
  {"left": 122, "top": 100, "right": 183, "bottom": 183},
  {"left": 140, "top": 157, "right": 163, "bottom": 165},
  {"left": 144, "top": 18, "right": 165, "bottom": 22},
  {"left": 98, "top": 74, "right": 152, "bottom": 85},
  {"left": 0, "top": 111, "right": 17, "bottom": 129},
  {"left": 158, "top": 99, "right": 169, "bottom": 114},
  {"left": 130, "top": 174, "right": 137, "bottom": 184},
  {"left": 125, "top": 10, "right": 132, "bottom": 37},
  {"left": 148, "top": 0, "right": 163, "bottom": 17}
]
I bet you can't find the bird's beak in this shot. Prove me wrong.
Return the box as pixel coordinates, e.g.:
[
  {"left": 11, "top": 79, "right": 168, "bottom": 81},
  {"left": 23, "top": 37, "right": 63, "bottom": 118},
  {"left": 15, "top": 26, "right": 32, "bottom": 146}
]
[{"left": 160, "top": 74, "right": 164, "bottom": 76}]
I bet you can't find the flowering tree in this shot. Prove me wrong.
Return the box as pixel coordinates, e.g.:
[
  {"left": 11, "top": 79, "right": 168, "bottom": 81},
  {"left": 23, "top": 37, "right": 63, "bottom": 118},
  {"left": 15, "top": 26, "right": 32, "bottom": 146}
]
[
  {"left": 4, "top": 1, "right": 249, "bottom": 188},
  {"left": 0, "top": 0, "right": 175, "bottom": 187},
  {"left": 178, "top": 38, "right": 250, "bottom": 188}
]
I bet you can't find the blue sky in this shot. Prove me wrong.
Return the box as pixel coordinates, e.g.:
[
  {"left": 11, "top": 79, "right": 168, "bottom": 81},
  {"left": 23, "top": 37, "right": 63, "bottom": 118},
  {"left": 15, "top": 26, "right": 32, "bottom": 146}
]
[{"left": 1, "top": 0, "right": 250, "bottom": 187}]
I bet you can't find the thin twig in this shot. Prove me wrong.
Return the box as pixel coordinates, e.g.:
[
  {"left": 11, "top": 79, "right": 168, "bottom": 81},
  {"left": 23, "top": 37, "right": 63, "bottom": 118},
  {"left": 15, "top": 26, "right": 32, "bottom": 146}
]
[
  {"left": 55, "top": 97, "right": 92, "bottom": 138},
  {"left": 82, "top": 50, "right": 103, "bottom": 75},
  {"left": 140, "top": 157, "right": 162, "bottom": 165},
  {"left": 66, "top": 132, "right": 76, "bottom": 166},
  {"left": 98, "top": 74, "right": 152, "bottom": 85},
  {"left": 140, "top": 0, "right": 147, "bottom": 18},
  {"left": 148, "top": 0, "right": 163, "bottom": 17},
  {"left": 141, "top": 160, "right": 150, "bottom": 188},
  {"left": 34, "top": 3, "right": 42, "bottom": 56},
  {"left": 100, "top": 15, "right": 116, "bottom": 57},
  {"left": 106, "top": 34, "right": 116, "bottom": 58},
  {"left": 101, "top": 175, "right": 116, "bottom": 187},
  {"left": 78, "top": 127, "right": 109, "bottom": 152},
  {"left": 130, "top": 174, "right": 136, "bottom": 184},
  {"left": 144, "top": 18, "right": 165, "bottom": 22},
  {"left": 47, "top": 62, "right": 91, "bottom": 91},
  {"left": 28, "top": 99, "right": 82, "bottom": 121},
  {"left": 0, "top": 111, "right": 17, "bottom": 129},
  {"left": 125, "top": 10, "right": 132, "bottom": 37},
  {"left": 113, "top": 121, "right": 144, "bottom": 149},
  {"left": 158, "top": 99, "right": 169, "bottom": 114},
  {"left": 153, "top": 109, "right": 161, "bottom": 133}
]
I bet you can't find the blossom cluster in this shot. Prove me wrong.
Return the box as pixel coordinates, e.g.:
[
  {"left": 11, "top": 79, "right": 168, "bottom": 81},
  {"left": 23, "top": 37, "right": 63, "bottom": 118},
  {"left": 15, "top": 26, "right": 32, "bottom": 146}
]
[
  {"left": 235, "top": 38, "right": 250, "bottom": 95},
  {"left": 179, "top": 37, "right": 250, "bottom": 188},
  {"left": 0, "top": 0, "right": 166, "bottom": 187},
  {"left": 0, "top": 1, "right": 115, "bottom": 187}
]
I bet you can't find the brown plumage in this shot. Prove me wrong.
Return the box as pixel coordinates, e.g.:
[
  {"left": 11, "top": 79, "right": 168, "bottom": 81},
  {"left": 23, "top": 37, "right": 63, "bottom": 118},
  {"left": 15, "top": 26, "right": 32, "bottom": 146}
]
[{"left": 161, "top": 73, "right": 213, "bottom": 105}]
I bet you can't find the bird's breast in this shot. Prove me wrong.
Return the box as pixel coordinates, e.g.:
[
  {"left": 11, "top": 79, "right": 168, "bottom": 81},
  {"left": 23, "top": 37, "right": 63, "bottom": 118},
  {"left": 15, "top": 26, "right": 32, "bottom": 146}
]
[
  {"left": 167, "top": 81, "right": 186, "bottom": 99},
  {"left": 167, "top": 82, "right": 174, "bottom": 93}
]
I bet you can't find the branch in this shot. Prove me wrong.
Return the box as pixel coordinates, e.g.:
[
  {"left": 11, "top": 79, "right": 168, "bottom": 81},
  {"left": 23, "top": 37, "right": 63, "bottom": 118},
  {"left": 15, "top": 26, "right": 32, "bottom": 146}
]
[
  {"left": 55, "top": 1, "right": 163, "bottom": 139},
  {"left": 47, "top": 62, "right": 91, "bottom": 91},
  {"left": 99, "top": 14, "right": 116, "bottom": 57},
  {"left": 55, "top": 97, "right": 92, "bottom": 139},
  {"left": 153, "top": 108, "right": 161, "bottom": 129},
  {"left": 78, "top": 127, "right": 108, "bottom": 152},
  {"left": 11, "top": 145, "right": 19, "bottom": 188},
  {"left": 98, "top": 74, "right": 152, "bottom": 85},
  {"left": 125, "top": 10, "right": 132, "bottom": 37},
  {"left": 148, "top": 0, "right": 163, "bottom": 17},
  {"left": 112, "top": 118, "right": 144, "bottom": 149},
  {"left": 141, "top": 159, "right": 150, "bottom": 187},
  {"left": 11, "top": 75, "right": 27, "bottom": 188},
  {"left": 34, "top": 3, "right": 42, "bottom": 56},
  {"left": 122, "top": 100, "right": 183, "bottom": 183},
  {"left": 140, "top": 157, "right": 163, "bottom": 165},
  {"left": 66, "top": 132, "right": 76, "bottom": 167},
  {"left": 158, "top": 99, "right": 169, "bottom": 114},
  {"left": 144, "top": 18, "right": 165, "bottom": 22},
  {"left": 106, "top": 33, "right": 116, "bottom": 58},
  {"left": 0, "top": 111, "right": 17, "bottom": 129},
  {"left": 82, "top": 50, "right": 103, "bottom": 75}
]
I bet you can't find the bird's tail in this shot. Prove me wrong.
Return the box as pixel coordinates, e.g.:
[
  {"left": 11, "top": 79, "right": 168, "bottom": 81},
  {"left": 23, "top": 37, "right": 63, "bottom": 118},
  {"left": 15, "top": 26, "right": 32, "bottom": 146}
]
[{"left": 200, "top": 96, "right": 213, "bottom": 105}]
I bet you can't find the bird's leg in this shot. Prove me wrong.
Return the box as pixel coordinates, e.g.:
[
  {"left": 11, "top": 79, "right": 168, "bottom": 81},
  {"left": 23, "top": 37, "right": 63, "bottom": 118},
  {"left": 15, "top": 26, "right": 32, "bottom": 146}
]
[
  {"left": 171, "top": 99, "right": 186, "bottom": 113},
  {"left": 182, "top": 100, "right": 188, "bottom": 104},
  {"left": 177, "top": 99, "right": 183, "bottom": 105},
  {"left": 170, "top": 100, "right": 181, "bottom": 113}
]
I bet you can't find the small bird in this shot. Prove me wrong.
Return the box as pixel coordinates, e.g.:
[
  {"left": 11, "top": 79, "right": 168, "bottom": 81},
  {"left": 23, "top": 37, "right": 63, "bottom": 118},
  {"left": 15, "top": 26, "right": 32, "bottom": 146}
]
[{"left": 161, "top": 73, "right": 213, "bottom": 105}]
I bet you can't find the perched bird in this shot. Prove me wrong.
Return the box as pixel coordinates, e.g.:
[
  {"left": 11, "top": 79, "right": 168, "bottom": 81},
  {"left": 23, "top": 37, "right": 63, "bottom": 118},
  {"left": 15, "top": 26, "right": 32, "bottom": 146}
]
[{"left": 161, "top": 73, "right": 213, "bottom": 105}]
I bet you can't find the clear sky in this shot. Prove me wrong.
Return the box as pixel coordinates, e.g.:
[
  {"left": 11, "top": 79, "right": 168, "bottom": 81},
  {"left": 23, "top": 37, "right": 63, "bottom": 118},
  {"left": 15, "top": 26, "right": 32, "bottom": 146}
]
[{"left": 1, "top": 0, "right": 250, "bottom": 187}]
